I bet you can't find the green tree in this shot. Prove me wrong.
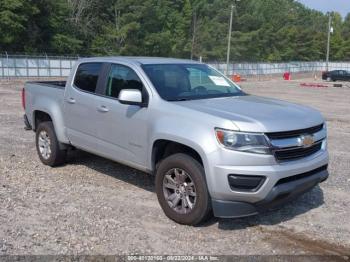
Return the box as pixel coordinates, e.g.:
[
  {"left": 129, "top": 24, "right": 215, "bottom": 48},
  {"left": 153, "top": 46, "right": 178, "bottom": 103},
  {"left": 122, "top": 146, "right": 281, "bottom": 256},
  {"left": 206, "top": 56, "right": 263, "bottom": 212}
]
[
  {"left": 1, "top": 0, "right": 350, "bottom": 62},
  {"left": 0, "top": 0, "right": 38, "bottom": 50}
]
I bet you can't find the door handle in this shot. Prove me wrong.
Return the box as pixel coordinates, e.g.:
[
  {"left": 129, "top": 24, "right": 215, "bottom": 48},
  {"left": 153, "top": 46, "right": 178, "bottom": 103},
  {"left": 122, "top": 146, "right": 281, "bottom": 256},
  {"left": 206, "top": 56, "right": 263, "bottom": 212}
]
[
  {"left": 97, "top": 105, "right": 109, "bottom": 113},
  {"left": 67, "top": 98, "right": 76, "bottom": 104}
]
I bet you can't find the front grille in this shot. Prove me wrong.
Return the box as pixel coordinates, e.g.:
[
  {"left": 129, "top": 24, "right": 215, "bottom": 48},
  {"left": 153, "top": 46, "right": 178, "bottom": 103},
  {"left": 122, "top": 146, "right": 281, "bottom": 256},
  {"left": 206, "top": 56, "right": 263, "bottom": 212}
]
[
  {"left": 266, "top": 124, "right": 323, "bottom": 139},
  {"left": 274, "top": 142, "right": 322, "bottom": 161}
]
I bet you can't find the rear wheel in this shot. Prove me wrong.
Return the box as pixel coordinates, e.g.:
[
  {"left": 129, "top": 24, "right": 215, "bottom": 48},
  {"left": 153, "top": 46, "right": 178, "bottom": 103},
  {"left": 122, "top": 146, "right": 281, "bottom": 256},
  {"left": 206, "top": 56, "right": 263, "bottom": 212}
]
[
  {"left": 36, "top": 121, "right": 66, "bottom": 167},
  {"left": 155, "top": 153, "right": 212, "bottom": 225}
]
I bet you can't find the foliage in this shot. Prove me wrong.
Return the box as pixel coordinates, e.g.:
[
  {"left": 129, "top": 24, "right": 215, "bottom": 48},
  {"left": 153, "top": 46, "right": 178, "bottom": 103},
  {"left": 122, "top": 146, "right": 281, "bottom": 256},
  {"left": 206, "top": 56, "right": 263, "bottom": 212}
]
[{"left": 0, "top": 0, "right": 349, "bottom": 61}]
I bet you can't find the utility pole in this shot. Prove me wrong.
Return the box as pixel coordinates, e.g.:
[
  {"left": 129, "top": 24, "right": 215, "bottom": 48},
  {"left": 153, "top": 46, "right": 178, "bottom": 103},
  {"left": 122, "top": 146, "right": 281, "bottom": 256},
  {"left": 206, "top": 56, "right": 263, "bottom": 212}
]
[
  {"left": 191, "top": 11, "right": 197, "bottom": 60},
  {"left": 226, "top": 0, "right": 240, "bottom": 76},
  {"left": 326, "top": 14, "right": 332, "bottom": 71},
  {"left": 226, "top": 4, "right": 234, "bottom": 76}
]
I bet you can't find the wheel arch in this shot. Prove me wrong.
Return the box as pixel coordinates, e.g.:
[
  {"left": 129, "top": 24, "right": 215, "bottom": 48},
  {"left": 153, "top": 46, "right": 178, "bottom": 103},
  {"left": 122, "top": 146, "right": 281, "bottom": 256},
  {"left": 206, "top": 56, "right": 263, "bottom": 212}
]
[
  {"left": 151, "top": 138, "right": 207, "bottom": 173},
  {"left": 33, "top": 110, "right": 52, "bottom": 130},
  {"left": 32, "top": 106, "right": 69, "bottom": 144}
]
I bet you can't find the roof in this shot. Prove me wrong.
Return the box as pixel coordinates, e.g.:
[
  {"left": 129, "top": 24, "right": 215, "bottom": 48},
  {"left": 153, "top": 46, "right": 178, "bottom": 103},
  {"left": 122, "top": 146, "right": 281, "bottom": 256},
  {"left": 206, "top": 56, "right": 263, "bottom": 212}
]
[{"left": 78, "top": 56, "right": 201, "bottom": 65}]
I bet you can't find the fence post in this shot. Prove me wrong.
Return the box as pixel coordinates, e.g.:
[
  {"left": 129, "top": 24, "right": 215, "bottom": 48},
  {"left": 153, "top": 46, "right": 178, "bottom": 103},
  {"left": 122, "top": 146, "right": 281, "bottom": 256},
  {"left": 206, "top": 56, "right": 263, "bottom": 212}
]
[
  {"left": 13, "top": 55, "right": 17, "bottom": 78},
  {"left": 59, "top": 58, "right": 62, "bottom": 77},
  {"left": 1, "top": 54, "right": 4, "bottom": 78},
  {"left": 5, "top": 51, "right": 9, "bottom": 81},
  {"left": 26, "top": 56, "right": 29, "bottom": 78},
  {"left": 37, "top": 58, "right": 40, "bottom": 77},
  {"left": 46, "top": 53, "right": 50, "bottom": 78}
]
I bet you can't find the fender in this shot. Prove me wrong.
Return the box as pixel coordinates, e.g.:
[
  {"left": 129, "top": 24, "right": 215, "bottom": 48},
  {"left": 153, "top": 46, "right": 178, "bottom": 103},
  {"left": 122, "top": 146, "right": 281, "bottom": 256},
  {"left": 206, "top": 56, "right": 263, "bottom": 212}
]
[
  {"left": 32, "top": 96, "right": 69, "bottom": 144},
  {"left": 148, "top": 116, "right": 219, "bottom": 175}
]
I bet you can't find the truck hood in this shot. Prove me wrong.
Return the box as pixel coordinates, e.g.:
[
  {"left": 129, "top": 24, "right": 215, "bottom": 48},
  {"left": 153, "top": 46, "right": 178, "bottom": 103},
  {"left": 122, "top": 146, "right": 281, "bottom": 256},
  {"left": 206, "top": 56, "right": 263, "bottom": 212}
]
[{"left": 175, "top": 95, "right": 324, "bottom": 132}]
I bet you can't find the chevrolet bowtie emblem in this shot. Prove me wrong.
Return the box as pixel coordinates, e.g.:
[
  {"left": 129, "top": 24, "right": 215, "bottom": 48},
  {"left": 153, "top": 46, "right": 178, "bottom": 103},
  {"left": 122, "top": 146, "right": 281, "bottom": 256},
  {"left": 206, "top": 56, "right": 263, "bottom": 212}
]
[{"left": 298, "top": 134, "right": 315, "bottom": 148}]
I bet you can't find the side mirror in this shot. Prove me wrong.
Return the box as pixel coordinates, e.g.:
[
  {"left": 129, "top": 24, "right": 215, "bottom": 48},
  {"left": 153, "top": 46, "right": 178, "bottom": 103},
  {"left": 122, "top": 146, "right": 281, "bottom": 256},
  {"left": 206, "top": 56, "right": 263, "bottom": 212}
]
[{"left": 118, "top": 89, "right": 145, "bottom": 106}]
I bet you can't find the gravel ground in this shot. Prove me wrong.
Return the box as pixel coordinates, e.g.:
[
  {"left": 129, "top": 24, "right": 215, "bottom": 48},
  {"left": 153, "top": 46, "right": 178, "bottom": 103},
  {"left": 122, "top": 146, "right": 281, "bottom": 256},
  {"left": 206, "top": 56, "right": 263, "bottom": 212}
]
[{"left": 0, "top": 78, "right": 349, "bottom": 256}]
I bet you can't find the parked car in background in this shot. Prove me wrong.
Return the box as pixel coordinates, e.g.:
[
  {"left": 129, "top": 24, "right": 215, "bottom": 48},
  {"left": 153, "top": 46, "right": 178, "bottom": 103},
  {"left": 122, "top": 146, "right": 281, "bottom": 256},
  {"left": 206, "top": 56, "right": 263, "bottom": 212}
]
[
  {"left": 322, "top": 70, "right": 350, "bottom": 81},
  {"left": 22, "top": 57, "right": 329, "bottom": 225}
]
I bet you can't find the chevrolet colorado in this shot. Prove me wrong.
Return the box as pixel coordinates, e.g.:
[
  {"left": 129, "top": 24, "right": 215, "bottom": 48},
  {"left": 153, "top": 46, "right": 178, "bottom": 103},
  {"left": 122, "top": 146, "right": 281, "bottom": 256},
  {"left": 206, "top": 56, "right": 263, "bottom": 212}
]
[{"left": 23, "top": 57, "right": 329, "bottom": 225}]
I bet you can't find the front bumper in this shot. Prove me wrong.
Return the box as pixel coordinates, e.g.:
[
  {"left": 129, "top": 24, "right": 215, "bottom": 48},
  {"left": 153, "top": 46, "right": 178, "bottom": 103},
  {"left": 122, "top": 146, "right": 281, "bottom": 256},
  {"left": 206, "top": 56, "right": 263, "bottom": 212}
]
[
  {"left": 207, "top": 144, "right": 328, "bottom": 202},
  {"left": 212, "top": 165, "right": 329, "bottom": 218}
]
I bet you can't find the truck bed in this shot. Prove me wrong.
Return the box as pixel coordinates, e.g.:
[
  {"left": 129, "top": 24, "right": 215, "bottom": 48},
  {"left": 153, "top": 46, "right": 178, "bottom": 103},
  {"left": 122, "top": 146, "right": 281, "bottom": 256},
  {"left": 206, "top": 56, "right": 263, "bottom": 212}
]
[
  {"left": 27, "top": 81, "right": 66, "bottom": 90},
  {"left": 24, "top": 80, "right": 66, "bottom": 133}
]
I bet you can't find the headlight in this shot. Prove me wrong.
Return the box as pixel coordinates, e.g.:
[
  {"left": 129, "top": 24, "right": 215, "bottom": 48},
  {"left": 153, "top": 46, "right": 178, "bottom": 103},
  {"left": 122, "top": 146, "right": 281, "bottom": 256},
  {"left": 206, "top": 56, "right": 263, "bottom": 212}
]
[{"left": 215, "top": 128, "right": 271, "bottom": 154}]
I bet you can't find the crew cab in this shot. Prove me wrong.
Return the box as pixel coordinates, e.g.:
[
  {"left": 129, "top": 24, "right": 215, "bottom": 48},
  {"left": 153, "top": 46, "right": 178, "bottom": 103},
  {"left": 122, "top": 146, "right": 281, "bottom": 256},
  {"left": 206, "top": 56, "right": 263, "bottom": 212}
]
[{"left": 23, "top": 57, "right": 329, "bottom": 225}]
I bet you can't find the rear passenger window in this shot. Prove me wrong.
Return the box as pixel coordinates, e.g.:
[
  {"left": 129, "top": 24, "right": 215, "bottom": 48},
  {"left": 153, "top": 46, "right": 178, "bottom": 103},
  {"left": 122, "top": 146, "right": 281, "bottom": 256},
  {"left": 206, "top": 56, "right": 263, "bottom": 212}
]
[
  {"left": 105, "top": 64, "right": 143, "bottom": 99},
  {"left": 74, "top": 63, "right": 102, "bottom": 93}
]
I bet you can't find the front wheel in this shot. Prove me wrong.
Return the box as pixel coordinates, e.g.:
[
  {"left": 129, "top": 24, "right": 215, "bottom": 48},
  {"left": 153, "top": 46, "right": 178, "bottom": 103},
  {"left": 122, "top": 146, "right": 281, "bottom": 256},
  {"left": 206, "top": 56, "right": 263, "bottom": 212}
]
[
  {"left": 155, "top": 153, "right": 212, "bottom": 225},
  {"left": 35, "top": 121, "right": 67, "bottom": 167}
]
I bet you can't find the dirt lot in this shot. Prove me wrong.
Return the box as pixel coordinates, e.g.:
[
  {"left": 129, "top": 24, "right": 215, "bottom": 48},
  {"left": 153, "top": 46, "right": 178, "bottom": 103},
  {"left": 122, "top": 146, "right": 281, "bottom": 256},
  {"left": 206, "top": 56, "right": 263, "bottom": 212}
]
[{"left": 0, "top": 78, "right": 349, "bottom": 256}]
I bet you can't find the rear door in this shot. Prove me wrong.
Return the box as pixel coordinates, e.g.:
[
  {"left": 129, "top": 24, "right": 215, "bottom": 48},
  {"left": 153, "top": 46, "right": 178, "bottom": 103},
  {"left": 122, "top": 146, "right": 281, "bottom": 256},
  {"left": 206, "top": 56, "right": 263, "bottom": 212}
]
[
  {"left": 331, "top": 70, "right": 338, "bottom": 80},
  {"left": 64, "top": 62, "right": 104, "bottom": 152},
  {"left": 346, "top": 71, "right": 350, "bottom": 81},
  {"left": 340, "top": 70, "right": 350, "bottom": 81},
  {"left": 93, "top": 63, "right": 150, "bottom": 167},
  {"left": 338, "top": 70, "right": 345, "bottom": 81}
]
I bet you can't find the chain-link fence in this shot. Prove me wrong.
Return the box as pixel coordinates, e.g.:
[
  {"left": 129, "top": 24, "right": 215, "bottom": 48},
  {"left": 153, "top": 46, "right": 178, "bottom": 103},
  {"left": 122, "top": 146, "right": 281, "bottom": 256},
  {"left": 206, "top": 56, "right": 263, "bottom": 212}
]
[
  {"left": 0, "top": 54, "right": 78, "bottom": 78},
  {"left": 208, "top": 61, "right": 350, "bottom": 76},
  {"left": 1, "top": 53, "right": 350, "bottom": 79}
]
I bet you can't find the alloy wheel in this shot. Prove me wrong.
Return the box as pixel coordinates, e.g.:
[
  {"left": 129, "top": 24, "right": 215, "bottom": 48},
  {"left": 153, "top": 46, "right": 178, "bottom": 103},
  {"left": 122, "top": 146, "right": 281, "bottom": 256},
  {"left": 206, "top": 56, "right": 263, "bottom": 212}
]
[
  {"left": 38, "top": 130, "right": 51, "bottom": 160},
  {"left": 162, "top": 168, "right": 197, "bottom": 214}
]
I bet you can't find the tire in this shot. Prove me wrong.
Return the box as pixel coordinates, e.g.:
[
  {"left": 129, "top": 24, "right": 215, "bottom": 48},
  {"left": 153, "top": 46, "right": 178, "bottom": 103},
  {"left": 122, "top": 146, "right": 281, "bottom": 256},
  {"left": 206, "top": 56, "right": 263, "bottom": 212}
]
[
  {"left": 155, "top": 153, "right": 212, "bottom": 225},
  {"left": 326, "top": 77, "right": 332, "bottom": 82},
  {"left": 35, "top": 121, "right": 66, "bottom": 167}
]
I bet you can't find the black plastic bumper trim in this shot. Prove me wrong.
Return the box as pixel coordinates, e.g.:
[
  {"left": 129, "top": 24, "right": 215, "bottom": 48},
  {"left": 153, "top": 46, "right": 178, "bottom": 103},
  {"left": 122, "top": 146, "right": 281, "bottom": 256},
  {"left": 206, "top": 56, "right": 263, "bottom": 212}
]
[
  {"left": 211, "top": 200, "right": 258, "bottom": 218},
  {"left": 212, "top": 167, "right": 329, "bottom": 218}
]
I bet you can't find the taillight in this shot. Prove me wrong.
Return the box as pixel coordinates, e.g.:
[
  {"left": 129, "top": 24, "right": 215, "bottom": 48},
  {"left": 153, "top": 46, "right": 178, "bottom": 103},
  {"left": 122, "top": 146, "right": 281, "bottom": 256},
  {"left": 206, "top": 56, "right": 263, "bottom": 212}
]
[{"left": 22, "top": 88, "right": 25, "bottom": 110}]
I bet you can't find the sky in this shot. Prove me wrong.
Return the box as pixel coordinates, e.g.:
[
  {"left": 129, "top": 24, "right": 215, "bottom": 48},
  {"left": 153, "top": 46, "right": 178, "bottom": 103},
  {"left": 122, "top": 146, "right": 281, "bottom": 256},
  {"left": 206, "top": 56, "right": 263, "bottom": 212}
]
[{"left": 297, "top": 0, "right": 350, "bottom": 18}]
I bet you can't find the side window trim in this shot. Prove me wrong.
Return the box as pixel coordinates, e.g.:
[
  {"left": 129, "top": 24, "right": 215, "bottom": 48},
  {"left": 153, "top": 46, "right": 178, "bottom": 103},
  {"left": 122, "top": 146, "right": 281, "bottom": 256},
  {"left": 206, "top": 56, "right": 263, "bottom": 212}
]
[{"left": 95, "top": 63, "right": 111, "bottom": 95}]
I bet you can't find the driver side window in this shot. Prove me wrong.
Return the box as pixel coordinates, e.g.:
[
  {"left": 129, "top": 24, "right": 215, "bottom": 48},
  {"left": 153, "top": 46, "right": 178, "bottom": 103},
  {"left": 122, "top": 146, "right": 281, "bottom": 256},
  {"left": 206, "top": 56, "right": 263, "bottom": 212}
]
[{"left": 105, "top": 64, "right": 143, "bottom": 99}]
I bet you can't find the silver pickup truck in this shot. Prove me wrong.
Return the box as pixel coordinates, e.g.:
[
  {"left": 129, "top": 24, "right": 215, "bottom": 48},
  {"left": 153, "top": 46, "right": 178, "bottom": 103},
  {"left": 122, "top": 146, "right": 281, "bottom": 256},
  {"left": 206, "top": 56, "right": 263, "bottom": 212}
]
[{"left": 23, "top": 57, "right": 329, "bottom": 225}]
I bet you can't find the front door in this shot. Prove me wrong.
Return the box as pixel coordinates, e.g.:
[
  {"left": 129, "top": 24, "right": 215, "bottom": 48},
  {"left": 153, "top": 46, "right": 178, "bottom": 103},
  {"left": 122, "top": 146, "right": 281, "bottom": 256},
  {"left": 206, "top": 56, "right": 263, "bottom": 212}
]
[{"left": 94, "top": 63, "right": 150, "bottom": 167}]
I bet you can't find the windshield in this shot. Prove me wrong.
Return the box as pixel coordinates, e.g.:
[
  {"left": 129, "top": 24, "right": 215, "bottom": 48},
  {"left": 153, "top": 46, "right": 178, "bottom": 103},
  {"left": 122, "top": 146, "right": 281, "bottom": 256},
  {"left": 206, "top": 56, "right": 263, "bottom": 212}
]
[{"left": 142, "top": 63, "right": 244, "bottom": 101}]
